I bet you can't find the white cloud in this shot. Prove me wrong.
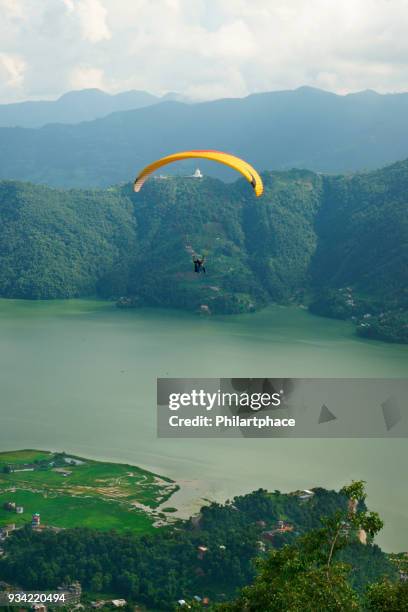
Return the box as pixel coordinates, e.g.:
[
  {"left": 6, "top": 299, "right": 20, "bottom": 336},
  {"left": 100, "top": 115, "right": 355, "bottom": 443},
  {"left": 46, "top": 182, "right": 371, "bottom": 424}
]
[
  {"left": 64, "top": 0, "right": 111, "bottom": 42},
  {"left": 0, "top": 0, "right": 408, "bottom": 103},
  {"left": 0, "top": 0, "right": 25, "bottom": 19},
  {"left": 0, "top": 52, "right": 26, "bottom": 89}
]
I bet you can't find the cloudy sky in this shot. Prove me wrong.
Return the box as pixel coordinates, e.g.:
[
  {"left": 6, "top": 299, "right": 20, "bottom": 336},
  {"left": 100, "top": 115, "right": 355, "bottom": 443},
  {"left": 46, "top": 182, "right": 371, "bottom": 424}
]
[{"left": 0, "top": 0, "right": 407, "bottom": 103}]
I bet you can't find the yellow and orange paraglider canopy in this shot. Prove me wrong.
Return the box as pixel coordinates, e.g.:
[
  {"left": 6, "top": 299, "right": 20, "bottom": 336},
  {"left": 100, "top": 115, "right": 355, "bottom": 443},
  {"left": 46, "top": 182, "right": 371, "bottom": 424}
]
[{"left": 133, "top": 150, "right": 263, "bottom": 197}]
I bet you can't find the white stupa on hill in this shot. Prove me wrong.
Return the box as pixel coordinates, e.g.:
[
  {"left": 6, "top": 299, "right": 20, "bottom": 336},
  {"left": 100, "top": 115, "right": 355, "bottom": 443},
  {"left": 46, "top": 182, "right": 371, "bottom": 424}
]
[{"left": 154, "top": 167, "right": 203, "bottom": 180}]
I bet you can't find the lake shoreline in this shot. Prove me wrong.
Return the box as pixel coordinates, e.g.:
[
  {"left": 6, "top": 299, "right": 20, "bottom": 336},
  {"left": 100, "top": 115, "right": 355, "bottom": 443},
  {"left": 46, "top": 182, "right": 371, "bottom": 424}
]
[
  {"left": 0, "top": 299, "right": 407, "bottom": 552},
  {"left": 1, "top": 294, "right": 406, "bottom": 345},
  {"left": 0, "top": 449, "right": 182, "bottom": 533},
  {"left": 2, "top": 447, "right": 406, "bottom": 559}
]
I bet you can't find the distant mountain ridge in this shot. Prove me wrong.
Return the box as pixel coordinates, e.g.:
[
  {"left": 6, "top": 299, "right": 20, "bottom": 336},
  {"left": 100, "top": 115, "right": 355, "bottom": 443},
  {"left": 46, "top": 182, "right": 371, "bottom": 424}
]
[
  {"left": 1, "top": 87, "right": 408, "bottom": 187},
  {"left": 0, "top": 88, "right": 165, "bottom": 128}
]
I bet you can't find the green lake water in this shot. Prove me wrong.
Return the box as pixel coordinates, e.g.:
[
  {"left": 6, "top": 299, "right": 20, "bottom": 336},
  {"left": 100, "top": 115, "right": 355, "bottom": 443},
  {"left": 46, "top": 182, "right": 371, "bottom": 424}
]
[{"left": 0, "top": 298, "right": 407, "bottom": 551}]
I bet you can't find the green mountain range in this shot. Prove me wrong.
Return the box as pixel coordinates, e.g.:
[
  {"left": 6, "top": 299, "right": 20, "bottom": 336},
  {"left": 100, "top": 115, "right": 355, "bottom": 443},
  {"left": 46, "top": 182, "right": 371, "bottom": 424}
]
[
  {"left": 0, "top": 158, "right": 406, "bottom": 342},
  {"left": 2, "top": 88, "right": 408, "bottom": 187}
]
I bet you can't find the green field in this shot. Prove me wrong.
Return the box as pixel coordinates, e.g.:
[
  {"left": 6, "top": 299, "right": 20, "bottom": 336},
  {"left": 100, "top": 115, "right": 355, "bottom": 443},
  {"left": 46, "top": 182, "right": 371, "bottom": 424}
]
[
  {"left": 0, "top": 450, "right": 179, "bottom": 533},
  {"left": 0, "top": 450, "right": 52, "bottom": 465}
]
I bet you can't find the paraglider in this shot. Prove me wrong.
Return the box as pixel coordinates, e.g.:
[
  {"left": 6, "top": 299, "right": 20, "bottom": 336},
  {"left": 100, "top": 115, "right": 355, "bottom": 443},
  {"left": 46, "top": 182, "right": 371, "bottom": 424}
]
[
  {"left": 133, "top": 151, "right": 263, "bottom": 275},
  {"left": 133, "top": 150, "right": 263, "bottom": 197},
  {"left": 193, "top": 255, "right": 206, "bottom": 274}
]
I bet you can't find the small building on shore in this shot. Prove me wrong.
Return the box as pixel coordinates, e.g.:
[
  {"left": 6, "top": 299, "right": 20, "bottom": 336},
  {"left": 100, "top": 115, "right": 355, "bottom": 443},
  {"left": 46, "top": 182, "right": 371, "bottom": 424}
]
[
  {"left": 3, "top": 501, "right": 16, "bottom": 511},
  {"left": 111, "top": 599, "right": 127, "bottom": 608},
  {"left": 32, "top": 513, "right": 41, "bottom": 529}
]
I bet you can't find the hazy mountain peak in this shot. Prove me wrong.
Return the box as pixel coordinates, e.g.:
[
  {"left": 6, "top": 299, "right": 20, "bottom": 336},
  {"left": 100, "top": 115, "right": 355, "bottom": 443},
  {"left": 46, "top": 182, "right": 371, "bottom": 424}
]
[
  {"left": 57, "top": 89, "right": 111, "bottom": 101},
  {"left": 346, "top": 89, "right": 380, "bottom": 97},
  {"left": 294, "top": 85, "right": 336, "bottom": 95},
  {"left": 0, "top": 88, "right": 160, "bottom": 128}
]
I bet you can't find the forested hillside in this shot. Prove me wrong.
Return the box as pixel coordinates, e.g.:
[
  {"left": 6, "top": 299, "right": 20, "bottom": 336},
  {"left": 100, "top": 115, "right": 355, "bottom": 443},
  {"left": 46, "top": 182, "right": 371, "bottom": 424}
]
[
  {"left": 0, "top": 486, "right": 397, "bottom": 610},
  {"left": 2, "top": 88, "right": 408, "bottom": 187},
  {"left": 0, "top": 181, "right": 137, "bottom": 299},
  {"left": 0, "top": 159, "right": 406, "bottom": 341},
  {"left": 312, "top": 162, "right": 408, "bottom": 299}
]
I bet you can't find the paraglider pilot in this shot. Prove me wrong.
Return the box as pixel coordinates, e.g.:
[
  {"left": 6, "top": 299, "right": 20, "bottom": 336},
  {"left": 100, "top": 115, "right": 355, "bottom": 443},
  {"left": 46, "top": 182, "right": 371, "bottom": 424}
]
[{"left": 193, "top": 256, "right": 206, "bottom": 274}]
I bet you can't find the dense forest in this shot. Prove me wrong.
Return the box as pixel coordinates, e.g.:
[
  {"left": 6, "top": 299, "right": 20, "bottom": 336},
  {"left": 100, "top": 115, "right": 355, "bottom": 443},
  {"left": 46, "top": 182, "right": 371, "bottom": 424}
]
[
  {"left": 0, "top": 158, "right": 406, "bottom": 342},
  {"left": 0, "top": 485, "right": 399, "bottom": 610}
]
